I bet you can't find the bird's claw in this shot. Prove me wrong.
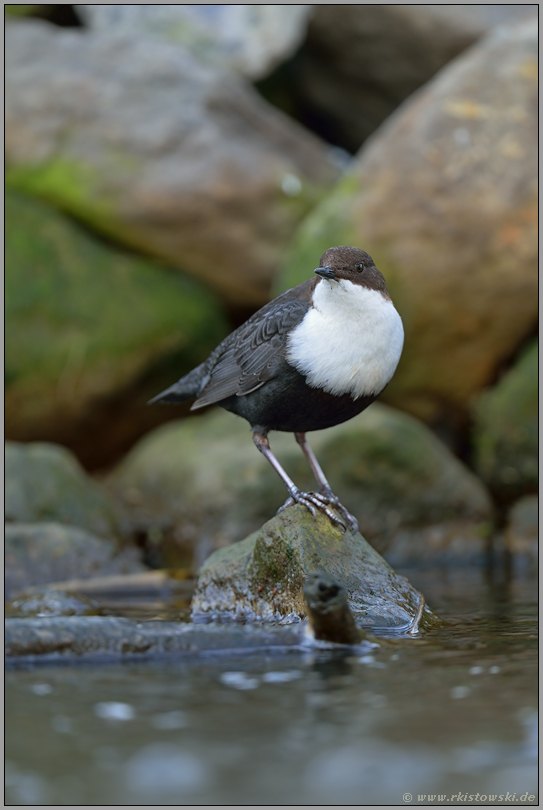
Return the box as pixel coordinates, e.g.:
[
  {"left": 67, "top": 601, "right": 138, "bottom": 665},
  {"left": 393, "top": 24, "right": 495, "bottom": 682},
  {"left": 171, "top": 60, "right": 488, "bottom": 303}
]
[
  {"left": 321, "top": 492, "right": 359, "bottom": 534},
  {"left": 276, "top": 497, "right": 295, "bottom": 515},
  {"left": 277, "top": 494, "right": 318, "bottom": 519},
  {"left": 277, "top": 489, "right": 358, "bottom": 534}
]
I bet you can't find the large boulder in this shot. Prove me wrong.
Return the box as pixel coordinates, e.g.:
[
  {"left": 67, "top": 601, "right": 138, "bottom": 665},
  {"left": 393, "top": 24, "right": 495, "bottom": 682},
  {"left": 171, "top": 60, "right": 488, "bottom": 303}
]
[
  {"left": 473, "top": 341, "right": 538, "bottom": 503},
  {"left": 287, "top": 5, "right": 536, "bottom": 152},
  {"left": 279, "top": 21, "right": 538, "bottom": 428},
  {"left": 5, "top": 191, "right": 227, "bottom": 469},
  {"left": 76, "top": 5, "right": 314, "bottom": 81},
  {"left": 5, "top": 441, "right": 118, "bottom": 539},
  {"left": 5, "top": 19, "right": 340, "bottom": 307},
  {"left": 108, "top": 405, "right": 492, "bottom": 569}
]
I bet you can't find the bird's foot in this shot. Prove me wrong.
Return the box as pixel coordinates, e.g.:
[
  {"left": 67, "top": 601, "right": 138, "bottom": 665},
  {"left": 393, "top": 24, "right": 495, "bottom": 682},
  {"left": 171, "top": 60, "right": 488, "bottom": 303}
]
[
  {"left": 277, "top": 489, "right": 357, "bottom": 533},
  {"left": 318, "top": 488, "right": 359, "bottom": 534}
]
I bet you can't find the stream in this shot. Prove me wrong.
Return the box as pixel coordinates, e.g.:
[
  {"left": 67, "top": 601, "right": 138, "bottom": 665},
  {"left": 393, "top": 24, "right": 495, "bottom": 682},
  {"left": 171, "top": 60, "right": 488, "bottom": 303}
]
[{"left": 5, "top": 567, "right": 538, "bottom": 806}]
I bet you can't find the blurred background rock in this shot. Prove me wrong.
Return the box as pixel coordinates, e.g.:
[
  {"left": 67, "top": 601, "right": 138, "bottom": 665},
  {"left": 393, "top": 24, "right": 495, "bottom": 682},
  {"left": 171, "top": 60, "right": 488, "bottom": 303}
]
[{"left": 5, "top": 5, "right": 538, "bottom": 591}]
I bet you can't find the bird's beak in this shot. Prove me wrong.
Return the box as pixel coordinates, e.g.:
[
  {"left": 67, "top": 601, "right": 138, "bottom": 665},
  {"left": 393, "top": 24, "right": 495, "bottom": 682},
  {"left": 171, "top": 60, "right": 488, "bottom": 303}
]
[{"left": 314, "top": 266, "right": 336, "bottom": 280}]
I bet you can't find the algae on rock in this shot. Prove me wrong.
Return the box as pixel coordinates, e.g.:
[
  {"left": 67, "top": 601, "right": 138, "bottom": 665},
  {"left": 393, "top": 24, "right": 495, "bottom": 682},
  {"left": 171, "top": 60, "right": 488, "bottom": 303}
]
[
  {"left": 192, "top": 506, "right": 437, "bottom": 631},
  {"left": 5, "top": 19, "right": 339, "bottom": 307},
  {"left": 5, "top": 190, "right": 227, "bottom": 468},
  {"left": 473, "top": 340, "right": 538, "bottom": 503}
]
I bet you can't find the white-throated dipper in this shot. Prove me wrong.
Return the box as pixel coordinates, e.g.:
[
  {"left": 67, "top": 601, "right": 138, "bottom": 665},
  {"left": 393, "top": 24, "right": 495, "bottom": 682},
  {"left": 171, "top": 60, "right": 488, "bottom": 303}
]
[{"left": 150, "top": 246, "right": 404, "bottom": 532}]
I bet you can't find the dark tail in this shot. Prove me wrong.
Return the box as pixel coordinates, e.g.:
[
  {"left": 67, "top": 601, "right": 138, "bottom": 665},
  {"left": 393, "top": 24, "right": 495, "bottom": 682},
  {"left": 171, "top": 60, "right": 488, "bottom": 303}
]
[{"left": 148, "top": 364, "right": 207, "bottom": 405}]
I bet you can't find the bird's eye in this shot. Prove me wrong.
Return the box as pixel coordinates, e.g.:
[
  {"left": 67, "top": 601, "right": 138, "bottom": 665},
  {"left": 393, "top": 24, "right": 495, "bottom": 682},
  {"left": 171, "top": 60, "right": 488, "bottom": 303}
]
[{"left": 357, "top": 263, "right": 364, "bottom": 272}]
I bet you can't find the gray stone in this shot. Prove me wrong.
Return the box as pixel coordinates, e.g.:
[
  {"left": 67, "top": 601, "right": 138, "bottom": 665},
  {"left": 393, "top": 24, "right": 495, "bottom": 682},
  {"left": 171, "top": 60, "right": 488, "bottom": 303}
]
[
  {"left": 29, "top": 570, "right": 194, "bottom": 603},
  {"left": 279, "top": 21, "right": 538, "bottom": 428},
  {"left": 5, "top": 19, "right": 339, "bottom": 307},
  {"left": 108, "top": 405, "right": 492, "bottom": 568},
  {"left": 4, "top": 616, "right": 341, "bottom": 663},
  {"left": 77, "top": 5, "right": 314, "bottom": 81},
  {"left": 473, "top": 341, "right": 538, "bottom": 502},
  {"left": 191, "top": 506, "right": 436, "bottom": 630},
  {"left": 6, "top": 588, "right": 100, "bottom": 618},
  {"left": 5, "top": 191, "right": 227, "bottom": 468},
  {"left": 504, "top": 496, "right": 538, "bottom": 568},
  {"left": 290, "top": 4, "right": 536, "bottom": 151},
  {"left": 5, "top": 441, "right": 118, "bottom": 537},
  {"left": 5, "top": 522, "right": 144, "bottom": 600}
]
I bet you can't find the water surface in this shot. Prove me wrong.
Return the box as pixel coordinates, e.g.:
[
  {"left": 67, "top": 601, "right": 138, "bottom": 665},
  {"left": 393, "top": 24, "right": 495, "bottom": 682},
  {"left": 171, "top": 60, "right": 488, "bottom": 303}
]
[{"left": 5, "top": 568, "right": 538, "bottom": 805}]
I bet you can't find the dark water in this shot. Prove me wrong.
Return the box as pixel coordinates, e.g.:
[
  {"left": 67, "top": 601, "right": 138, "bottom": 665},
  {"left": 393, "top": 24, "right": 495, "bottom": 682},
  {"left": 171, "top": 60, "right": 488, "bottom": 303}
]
[{"left": 5, "top": 569, "right": 538, "bottom": 806}]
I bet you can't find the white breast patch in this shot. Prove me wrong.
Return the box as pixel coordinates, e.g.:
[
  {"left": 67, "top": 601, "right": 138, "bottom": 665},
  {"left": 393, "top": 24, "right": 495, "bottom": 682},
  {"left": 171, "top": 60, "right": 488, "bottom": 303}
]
[{"left": 286, "top": 279, "right": 404, "bottom": 399}]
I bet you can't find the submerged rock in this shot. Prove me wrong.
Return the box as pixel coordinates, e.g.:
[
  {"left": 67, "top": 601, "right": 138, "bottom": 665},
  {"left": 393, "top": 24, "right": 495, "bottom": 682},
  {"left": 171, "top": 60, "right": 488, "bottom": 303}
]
[
  {"left": 6, "top": 588, "right": 100, "bottom": 619},
  {"left": 191, "top": 506, "right": 437, "bottom": 631},
  {"left": 4, "top": 616, "right": 319, "bottom": 663}
]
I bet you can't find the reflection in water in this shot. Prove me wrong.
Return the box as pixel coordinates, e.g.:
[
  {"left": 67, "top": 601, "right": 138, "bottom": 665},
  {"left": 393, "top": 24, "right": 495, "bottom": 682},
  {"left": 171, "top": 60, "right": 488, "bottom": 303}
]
[{"left": 5, "top": 571, "right": 538, "bottom": 805}]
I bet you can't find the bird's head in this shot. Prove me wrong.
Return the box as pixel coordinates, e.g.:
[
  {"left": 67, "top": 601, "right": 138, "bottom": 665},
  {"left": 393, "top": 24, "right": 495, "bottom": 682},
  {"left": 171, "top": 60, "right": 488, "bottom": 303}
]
[{"left": 314, "top": 246, "right": 388, "bottom": 295}]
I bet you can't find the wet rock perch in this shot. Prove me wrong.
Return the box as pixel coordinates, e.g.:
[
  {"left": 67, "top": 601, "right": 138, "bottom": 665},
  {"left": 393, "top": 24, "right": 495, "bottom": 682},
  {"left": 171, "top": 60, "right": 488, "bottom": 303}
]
[{"left": 191, "top": 506, "right": 436, "bottom": 632}]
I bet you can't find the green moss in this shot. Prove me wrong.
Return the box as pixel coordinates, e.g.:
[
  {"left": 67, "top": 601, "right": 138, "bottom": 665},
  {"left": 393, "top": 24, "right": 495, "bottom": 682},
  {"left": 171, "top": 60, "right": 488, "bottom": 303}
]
[
  {"left": 5, "top": 5, "right": 46, "bottom": 16},
  {"left": 192, "top": 505, "right": 440, "bottom": 627},
  {"left": 278, "top": 176, "right": 339, "bottom": 225},
  {"left": 6, "top": 159, "right": 118, "bottom": 234},
  {"left": 5, "top": 189, "right": 227, "bottom": 403},
  {"left": 473, "top": 340, "right": 538, "bottom": 501},
  {"left": 274, "top": 173, "right": 361, "bottom": 294},
  {"left": 251, "top": 528, "right": 304, "bottom": 590}
]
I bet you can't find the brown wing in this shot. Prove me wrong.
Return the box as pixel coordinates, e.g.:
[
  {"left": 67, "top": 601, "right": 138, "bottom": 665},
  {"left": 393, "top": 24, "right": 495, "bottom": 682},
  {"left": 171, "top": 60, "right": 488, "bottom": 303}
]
[{"left": 191, "top": 282, "right": 313, "bottom": 410}]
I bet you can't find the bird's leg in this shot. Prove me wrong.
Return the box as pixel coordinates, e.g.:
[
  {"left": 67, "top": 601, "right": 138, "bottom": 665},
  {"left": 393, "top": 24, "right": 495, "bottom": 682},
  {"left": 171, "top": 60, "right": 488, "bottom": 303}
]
[
  {"left": 294, "top": 432, "right": 359, "bottom": 533},
  {"left": 252, "top": 431, "right": 346, "bottom": 530}
]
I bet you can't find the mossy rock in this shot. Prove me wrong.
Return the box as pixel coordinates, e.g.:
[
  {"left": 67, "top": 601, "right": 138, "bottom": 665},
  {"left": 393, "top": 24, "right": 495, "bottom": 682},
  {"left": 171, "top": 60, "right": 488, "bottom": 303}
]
[
  {"left": 5, "top": 19, "right": 339, "bottom": 307},
  {"left": 473, "top": 340, "right": 538, "bottom": 502},
  {"left": 5, "top": 441, "right": 118, "bottom": 539},
  {"left": 276, "top": 22, "right": 538, "bottom": 426},
  {"left": 5, "top": 5, "right": 48, "bottom": 17},
  {"left": 191, "top": 506, "right": 437, "bottom": 630},
  {"left": 5, "top": 190, "right": 227, "bottom": 467},
  {"left": 109, "top": 404, "right": 492, "bottom": 568}
]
